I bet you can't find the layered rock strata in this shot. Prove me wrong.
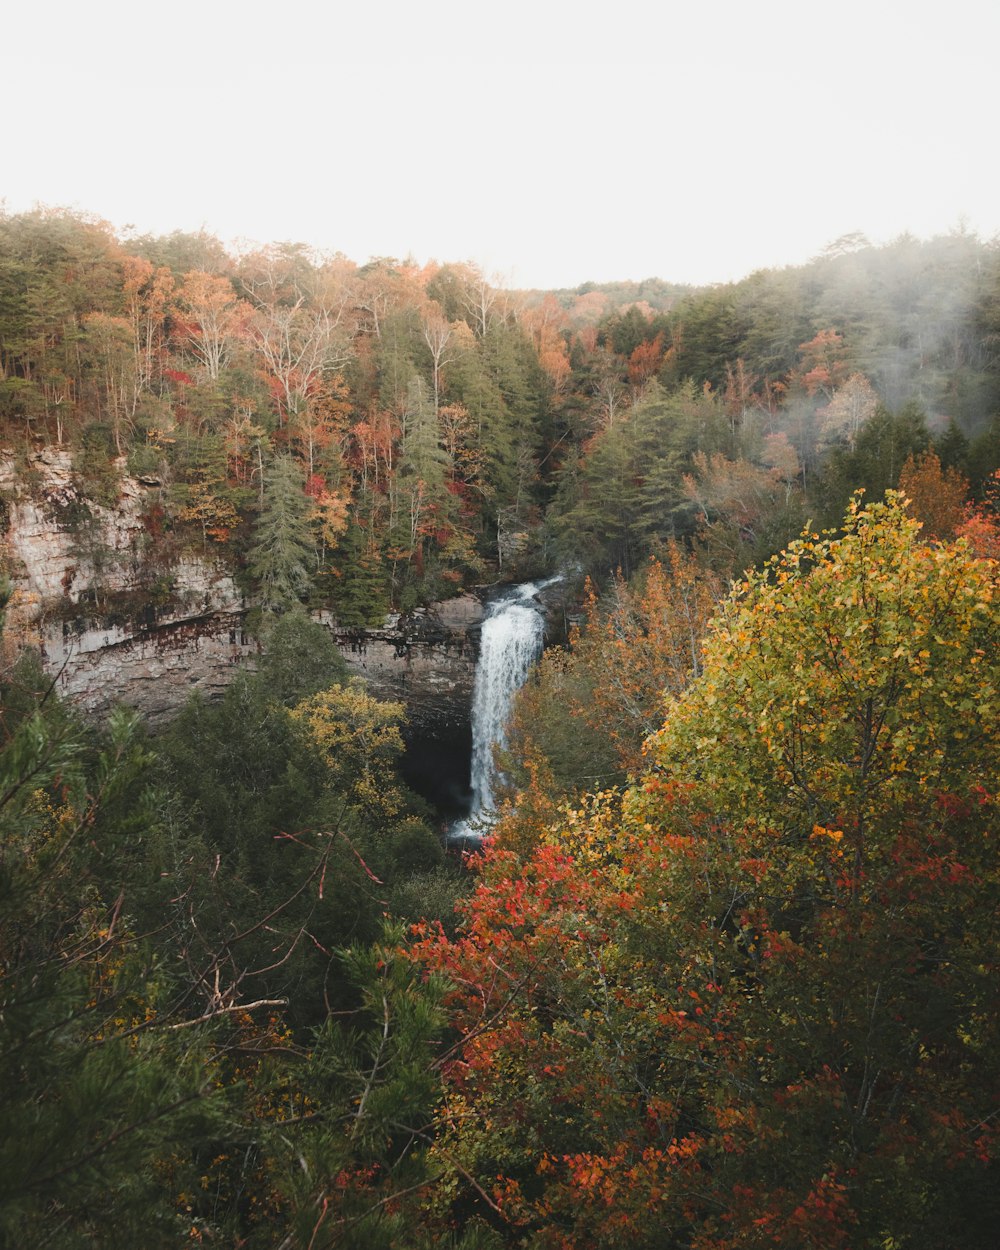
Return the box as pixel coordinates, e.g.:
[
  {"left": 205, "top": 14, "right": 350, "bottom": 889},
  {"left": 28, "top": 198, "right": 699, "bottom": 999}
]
[
  {"left": 322, "top": 593, "right": 484, "bottom": 728},
  {"left": 0, "top": 449, "right": 486, "bottom": 734},
  {"left": 1, "top": 448, "right": 250, "bottom": 727}
]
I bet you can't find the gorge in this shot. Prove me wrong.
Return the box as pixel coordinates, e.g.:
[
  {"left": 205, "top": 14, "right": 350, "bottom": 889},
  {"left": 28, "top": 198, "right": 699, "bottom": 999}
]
[
  {"left": 0, "top": 449, "right": 566, "bottom": 833},
  {"left": 2, "top": 206, "right": 998, "bottom": 1247}
]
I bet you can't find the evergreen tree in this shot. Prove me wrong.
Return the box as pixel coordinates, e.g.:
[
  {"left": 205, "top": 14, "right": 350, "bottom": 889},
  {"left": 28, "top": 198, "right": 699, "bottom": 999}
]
[
  {"left": 817, "top": 401, "right": 931, "bottom": 523},
  {"left": 249, "top": 453, "right": 316, "bottom": 614},
  {"left": 332, "top": 518, "right": 391, "bottom": 627},
  {"left": 934, "top": 416, "right": 971, "bottom": 472},
  {"left": 255, "top": 610, "right": 347, "bottom": 705},
  {"left": 0, "top": 592, "right": 220, "bottom": 1245},
  {"left": 551, "top": 383, "right": 726, "bottom": 576}
]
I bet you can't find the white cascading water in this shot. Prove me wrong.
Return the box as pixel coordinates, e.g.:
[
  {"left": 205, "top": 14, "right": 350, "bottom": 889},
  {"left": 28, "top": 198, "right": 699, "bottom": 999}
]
[{"left": 450, "top": 577, "right": 558, "bottom": 840}]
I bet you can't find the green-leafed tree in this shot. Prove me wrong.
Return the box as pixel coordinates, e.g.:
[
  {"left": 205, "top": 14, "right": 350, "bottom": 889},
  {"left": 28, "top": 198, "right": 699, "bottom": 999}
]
[
  {"left": 262, "top": 923, "right": 501, "bottom": 1250},
  {"left": 331, "top": 517, "right": 391, "bottom": 627},
  {"left": 415, "top": 496, "right": 1000, "bottom": 1249},
  {"left": 816, "top": 400, "right": 931, "bottom": 524},
  {"left": 551, "top": 382, "right": 727, "bottom": 576},
  {"left": 249, "top": 453, "right": 317, "bottom": 614},
  {"left": 169, "top": 427, "right": 243, "bottom": 547},
  {"left": 393, "top": 376, "right": 453, "bottom": 586},
  {"left": 255, "top": 609, "right": 347, "bottom": 705},
  {"left": 0, "top": 589, "right": 221, "bottom": 1246}
]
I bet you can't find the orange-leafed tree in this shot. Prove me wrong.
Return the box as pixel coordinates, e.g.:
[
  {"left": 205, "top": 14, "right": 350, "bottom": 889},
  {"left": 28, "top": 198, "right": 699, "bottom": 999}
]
[
  {"left": 682, "top": 449, "right": 804, "bottom": 571},
  {"left": 241, "top": 246, "right": 355, "bottom": 426},
  {"left": 721, "top": 356, "right": 759, "bottom": 439},
  {"left": 627, "top": 332, "right": 665, "bottom": 387},
  {"left": 522, "top": 297, "right": 572, "bottom": 393},
  {"left": 414, "top": 496, "right": 1000, "bottom": 1249},
  {"left": 899, "top": 448, "right": 970, "bottom": 539},
  {"left": 956, "top": 469, "right": 1000, "bottom": 558},
  {"left": 794, "top": 327, "right": 850, "bottom": 399},
  {"left": 121, "top": 255, "right": 174, "bottom": 396},
  {"left": 495, "top": 546, "right": 723, "bottom": 858},
  {"left": 174, "top": 270, "right": 247, "bottom": 381},
  {"left": 564, "top": 546, "right": 723, "bottom": 774},
  {"left": 288, "top": 370, "right": 353, "bottom": 481}
]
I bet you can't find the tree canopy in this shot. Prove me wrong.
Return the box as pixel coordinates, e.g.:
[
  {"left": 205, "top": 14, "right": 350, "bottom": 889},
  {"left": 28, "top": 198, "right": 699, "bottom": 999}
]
[{"left": 413, "top": 497, "right": 1000, "bottom": 1248}]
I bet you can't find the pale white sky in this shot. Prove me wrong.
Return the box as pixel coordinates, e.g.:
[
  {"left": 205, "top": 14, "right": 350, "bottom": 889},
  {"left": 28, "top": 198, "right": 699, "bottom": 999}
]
[{"left": 3, "top": 0, "right": 997, "bottom": 288}]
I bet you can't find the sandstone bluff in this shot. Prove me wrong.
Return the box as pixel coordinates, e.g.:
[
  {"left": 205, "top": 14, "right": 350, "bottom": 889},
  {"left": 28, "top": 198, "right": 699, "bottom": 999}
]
[{"left": 0, "top": 449, "right": 483, "bottom": 734}]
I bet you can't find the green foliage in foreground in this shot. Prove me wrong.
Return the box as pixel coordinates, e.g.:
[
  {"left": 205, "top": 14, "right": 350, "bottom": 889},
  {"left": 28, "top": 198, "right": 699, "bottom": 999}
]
[
  {"left": 0, "top": 599, "right": 464, "bottom": 1246},
  {"left": 2, "top": 498, "right": 997, "bottom": 1247}
]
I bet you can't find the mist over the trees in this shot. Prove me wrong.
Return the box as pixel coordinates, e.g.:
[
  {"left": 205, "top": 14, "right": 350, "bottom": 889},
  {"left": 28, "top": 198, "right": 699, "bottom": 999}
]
[{"left": 1, "top": 205, "right": 998, "bottom": 1247}]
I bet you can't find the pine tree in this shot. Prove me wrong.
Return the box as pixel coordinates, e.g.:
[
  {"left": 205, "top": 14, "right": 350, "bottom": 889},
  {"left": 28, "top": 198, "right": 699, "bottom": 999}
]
[
  {"left": 0, "top": 601, "right": 217, "bottom": 1244},
  {"left": 249, "top": 453, "right": 316, "bottom": 614}
]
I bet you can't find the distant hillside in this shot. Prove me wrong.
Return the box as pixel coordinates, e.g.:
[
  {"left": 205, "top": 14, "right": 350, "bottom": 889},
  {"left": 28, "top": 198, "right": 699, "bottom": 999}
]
[{"left": 516, "top": 277, "right": 693, "bottom": 325}]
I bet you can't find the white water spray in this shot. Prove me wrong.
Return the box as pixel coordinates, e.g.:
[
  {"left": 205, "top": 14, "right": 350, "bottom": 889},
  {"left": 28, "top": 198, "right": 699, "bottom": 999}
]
[{"left": 451, "top": 577, "right": 559, "bottom": 840}]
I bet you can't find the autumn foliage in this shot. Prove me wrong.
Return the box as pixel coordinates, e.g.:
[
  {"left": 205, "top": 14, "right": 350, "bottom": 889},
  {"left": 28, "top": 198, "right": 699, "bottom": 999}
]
[
  {"left": 3, "top": 208, "right": 1000, "bottom": 1246},
  {"left": 898, "top": 448, "right": 969, "bottom": 538},
  {"left": 412, "top": 497, "right": 999, "bottom": 1248}
]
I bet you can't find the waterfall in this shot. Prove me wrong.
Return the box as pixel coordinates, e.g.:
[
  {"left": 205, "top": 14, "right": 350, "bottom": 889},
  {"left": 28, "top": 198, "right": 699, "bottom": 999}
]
[{"left": 450, "top": 577, "right": 557, "bottom": 840}]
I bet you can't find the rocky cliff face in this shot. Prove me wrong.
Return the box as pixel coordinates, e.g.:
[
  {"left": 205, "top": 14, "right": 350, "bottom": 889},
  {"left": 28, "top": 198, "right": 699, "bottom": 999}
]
[
  {"left": 0, "top": 449, "right": 484, "bottom": 736},
  {"left": 325, "top": 595, "right": 486, "bottom": 818},
  {"left": 326, "top": 594, "right": 484, "bottom": 727},
  {"left": 1, "top": 448, "right": 252, "bottom": 727}
]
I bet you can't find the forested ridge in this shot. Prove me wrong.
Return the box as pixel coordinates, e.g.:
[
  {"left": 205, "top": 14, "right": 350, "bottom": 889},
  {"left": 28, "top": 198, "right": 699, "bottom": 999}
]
[
  {"left": 1, "top": 207, "right": 998, "bottom": 1247},
  {"left": 1, "top": 210, "right": 999, "bottom": 608}
]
